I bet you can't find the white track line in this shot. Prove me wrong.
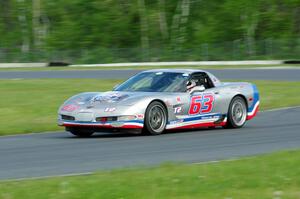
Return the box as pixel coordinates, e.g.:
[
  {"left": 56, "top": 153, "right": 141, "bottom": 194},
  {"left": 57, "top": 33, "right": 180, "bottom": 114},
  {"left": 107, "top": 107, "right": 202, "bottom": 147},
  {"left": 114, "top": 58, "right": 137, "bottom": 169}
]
[
  {"left": 192, "top": 156, "right": 255, "bottom": 165},
  {"left": 1, "top": 172, "right": 93, "bottom": 182},
  {"left": 232, "top": 66, "right": 300, "bottom": 70},
  {"left": 70, "top": 61, "right": 285, "bottom": 67},
  {"left": 0, "top": 131, "right": 62, "bottom": 138}
]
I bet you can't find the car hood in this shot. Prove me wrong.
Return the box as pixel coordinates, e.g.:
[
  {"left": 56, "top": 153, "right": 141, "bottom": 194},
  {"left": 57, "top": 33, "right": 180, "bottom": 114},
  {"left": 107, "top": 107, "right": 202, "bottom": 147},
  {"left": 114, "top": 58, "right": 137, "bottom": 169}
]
[
  {"left": 58, "top": 91, "right": 183, "bottom": 117},
  {"left": 61, "top": 91, "right": 178, "bottom": 108}
]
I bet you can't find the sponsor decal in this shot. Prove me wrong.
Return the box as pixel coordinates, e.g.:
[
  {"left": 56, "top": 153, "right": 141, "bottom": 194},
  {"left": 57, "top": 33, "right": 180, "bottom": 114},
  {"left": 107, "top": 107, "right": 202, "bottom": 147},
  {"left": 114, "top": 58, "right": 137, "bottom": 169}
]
[
  {"left": 169, "top": 119, "right": 184, "bottom": 124},
  {"left": 201, "top": 116, "right": 213, "bottom": 120},
  {"left": 92, "top": 92, "right": 129, "bottom": 103},
  {"left": 62, "top": 104, "right": 79, "bottom": 112},
  {"left": 104, "top": 107, "right": 116, "bottom": 112},
  {"left": 174, "top": 106, "right": 183, "bottom": 114},
  {"left": 137, "top": 114, "right": 144, "bottom": 119}
]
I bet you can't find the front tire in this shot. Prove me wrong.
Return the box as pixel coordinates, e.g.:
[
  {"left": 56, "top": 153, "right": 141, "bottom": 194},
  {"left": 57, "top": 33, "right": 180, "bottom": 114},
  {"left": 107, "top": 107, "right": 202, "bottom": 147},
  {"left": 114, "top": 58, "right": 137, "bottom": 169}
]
[
  {"left": 226, "top": 96, "right": 247, "bottom": 128},
  {"left": 67, "top": 127, "right": 94, "bottom": 138},
  {"left": 143, "top": 101, "right": 167, "bottom": 135}
]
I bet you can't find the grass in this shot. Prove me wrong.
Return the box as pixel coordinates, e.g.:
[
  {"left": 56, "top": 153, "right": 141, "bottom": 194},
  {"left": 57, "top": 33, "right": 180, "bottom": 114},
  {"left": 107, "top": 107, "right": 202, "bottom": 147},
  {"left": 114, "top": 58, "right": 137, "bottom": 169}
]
[
  {"left": 0, "top": 150, "right": 300, "bottom": 198},
  {"left": 0, "top": 79, "right": 300, "bottom": 136},
  {"left": 0, "top": 79, "right": 119, "bottom": 135},
  {"left": 0, "top": 64, "right": 299, "bottom": 71}
]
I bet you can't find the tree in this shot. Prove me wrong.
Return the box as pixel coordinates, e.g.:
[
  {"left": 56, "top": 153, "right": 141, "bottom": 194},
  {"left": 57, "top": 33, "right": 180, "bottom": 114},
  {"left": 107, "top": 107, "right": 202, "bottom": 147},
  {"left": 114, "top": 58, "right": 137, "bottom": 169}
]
[
  {"left": 138, "top": 0, "right": 150, "bottom": 60},
  {"left": 17, "top": 0, "right": 30, "bottom": 53}
]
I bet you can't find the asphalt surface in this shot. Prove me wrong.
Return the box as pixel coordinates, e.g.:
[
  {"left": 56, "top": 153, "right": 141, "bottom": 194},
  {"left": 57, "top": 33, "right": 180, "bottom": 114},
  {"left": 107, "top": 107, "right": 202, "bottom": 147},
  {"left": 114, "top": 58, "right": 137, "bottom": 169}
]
[
  {"left": 0, "top": 68, "right": 300, "bottom": 81},
  {"left": 0, "top": 107, "right": 300, "bottom": 180}
]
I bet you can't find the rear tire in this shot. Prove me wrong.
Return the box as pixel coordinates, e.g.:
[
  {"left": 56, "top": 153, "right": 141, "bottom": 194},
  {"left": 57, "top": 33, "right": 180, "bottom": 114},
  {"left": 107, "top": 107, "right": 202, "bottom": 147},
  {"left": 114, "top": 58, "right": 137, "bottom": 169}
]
[
  {"left": 143, "top": 101, "right": 167, "bottom": 135},
  {"left": 226, "top": 96, "right": 247, "bottom": 128},
  {"left": 67, "top": 127, "right": 94, "bottom": 137}
]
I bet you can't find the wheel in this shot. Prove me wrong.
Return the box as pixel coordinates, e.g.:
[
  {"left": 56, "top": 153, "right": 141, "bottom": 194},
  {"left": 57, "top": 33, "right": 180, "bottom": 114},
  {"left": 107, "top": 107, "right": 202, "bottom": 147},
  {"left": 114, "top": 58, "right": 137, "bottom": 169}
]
[
  {"left": 226, "top": 96, "right": 247, "bottom": 128},
  {"left": 143, "top": 101, "right": 167, "bottom": 135},
  {"left": 66, "top": 127, "right": 94, "bottom": 138}
]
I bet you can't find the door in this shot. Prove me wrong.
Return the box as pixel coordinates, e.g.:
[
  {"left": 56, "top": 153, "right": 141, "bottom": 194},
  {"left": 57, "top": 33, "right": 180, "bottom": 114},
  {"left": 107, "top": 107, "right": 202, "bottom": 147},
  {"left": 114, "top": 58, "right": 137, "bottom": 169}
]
[{"left": 185, "top": 72, "right": 223, "bottom": 121}]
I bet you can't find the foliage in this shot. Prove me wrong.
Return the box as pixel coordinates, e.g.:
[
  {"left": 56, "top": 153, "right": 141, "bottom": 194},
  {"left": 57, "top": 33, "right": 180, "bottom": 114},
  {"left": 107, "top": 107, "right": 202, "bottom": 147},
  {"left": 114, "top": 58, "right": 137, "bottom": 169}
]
[{"left": 0, "top": 0, "right": 299, "bottom": 62}]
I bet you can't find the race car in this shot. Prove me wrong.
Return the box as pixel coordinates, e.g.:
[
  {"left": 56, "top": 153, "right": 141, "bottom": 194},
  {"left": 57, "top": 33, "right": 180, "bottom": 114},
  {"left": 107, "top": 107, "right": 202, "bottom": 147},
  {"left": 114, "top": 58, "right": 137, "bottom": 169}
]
[{"left": 58, "top": 69, "right": 259, "bottom": 137}]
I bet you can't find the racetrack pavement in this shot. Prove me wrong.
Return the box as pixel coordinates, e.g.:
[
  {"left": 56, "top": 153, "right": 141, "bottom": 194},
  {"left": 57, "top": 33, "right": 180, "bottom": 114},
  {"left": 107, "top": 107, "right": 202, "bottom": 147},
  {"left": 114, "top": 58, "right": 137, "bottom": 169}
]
[
  {"left": 0, "top": 68, "right": 300, "bottom": 81},
  {"left": 0, "top": 107, "right": 299, "bottom": 180}
]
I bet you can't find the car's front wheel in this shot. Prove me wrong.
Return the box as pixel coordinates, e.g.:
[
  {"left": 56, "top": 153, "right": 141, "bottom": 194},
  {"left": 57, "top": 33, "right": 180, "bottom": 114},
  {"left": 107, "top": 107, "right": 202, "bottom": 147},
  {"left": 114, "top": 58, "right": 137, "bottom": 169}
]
[
  {"left": 143, "top": 101, "right": 167, "bottom": 135},
  {"left": 66, "top": 127, "right": 94, "bottom": 138},
  {"left": 226, "top": 96, "right": 247, "bottom": 128}
]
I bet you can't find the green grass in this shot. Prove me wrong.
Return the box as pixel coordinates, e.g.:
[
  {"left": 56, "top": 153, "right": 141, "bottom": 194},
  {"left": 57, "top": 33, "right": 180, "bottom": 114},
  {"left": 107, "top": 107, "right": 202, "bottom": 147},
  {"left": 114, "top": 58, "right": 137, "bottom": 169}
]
[
  {"left": 1, "top": 79, "right": 300, "bottom": 136},
  {"left": 1, "top": 150, "right": 300, "bottom": 198},
  {"left": 0, "top": 64, "right": 299, "bottom": 71},
  {"left": 0, "top": 79, "right": 119, "bottom": 135},
  {"left": 254, "top": 80, "right": 300, "bottom": 110}
]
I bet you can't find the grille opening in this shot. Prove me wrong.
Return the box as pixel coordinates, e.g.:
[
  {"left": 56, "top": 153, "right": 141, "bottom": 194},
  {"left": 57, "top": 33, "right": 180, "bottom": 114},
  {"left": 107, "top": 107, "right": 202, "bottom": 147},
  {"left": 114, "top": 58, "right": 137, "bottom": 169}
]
[
  {"left": 61, "top": 115, "right": 75, "bottom": 121},
  {"left": 96, "top": 117, "right": 118, "bottom": 122}
]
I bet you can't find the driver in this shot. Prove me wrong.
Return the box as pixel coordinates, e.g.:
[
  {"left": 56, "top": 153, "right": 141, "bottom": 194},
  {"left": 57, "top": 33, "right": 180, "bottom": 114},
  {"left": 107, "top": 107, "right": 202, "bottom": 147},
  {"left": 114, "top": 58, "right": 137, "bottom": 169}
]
[{"left": 186, "top": 79, "right": 197, "bottom": 92}]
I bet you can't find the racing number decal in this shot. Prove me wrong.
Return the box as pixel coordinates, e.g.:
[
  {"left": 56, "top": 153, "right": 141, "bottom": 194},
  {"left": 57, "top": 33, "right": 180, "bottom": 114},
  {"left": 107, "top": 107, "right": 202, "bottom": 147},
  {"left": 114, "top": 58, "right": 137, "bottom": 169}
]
[
  {"left": 202, "top": 94, "right": 214, "bottom": 114},
  {"left": 188, "top": 94, "right": 214, "bottom": 115},
  {"left": 189, "top": 96, "right": 202, "bottom": 115}
]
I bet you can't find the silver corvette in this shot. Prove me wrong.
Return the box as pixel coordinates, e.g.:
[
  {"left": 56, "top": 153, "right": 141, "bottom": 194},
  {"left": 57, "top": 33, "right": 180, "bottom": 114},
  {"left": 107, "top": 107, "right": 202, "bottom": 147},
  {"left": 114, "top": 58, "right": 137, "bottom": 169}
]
[{"left": 58, "top": 69, "right": 259, "bottom": 137}]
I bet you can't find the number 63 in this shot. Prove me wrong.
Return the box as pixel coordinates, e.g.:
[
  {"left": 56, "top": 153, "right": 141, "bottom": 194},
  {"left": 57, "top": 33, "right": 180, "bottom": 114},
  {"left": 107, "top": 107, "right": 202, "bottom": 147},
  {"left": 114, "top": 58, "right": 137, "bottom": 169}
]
[{"left": 188, "top": 94, "right": 214, "bottom": 115}]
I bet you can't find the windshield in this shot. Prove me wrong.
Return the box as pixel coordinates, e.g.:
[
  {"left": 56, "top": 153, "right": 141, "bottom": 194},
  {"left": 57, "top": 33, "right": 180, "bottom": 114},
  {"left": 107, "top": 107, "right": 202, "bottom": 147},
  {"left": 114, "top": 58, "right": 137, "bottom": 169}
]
[{"left": 114, "top": 72, "right": 189, "bottom": 92}]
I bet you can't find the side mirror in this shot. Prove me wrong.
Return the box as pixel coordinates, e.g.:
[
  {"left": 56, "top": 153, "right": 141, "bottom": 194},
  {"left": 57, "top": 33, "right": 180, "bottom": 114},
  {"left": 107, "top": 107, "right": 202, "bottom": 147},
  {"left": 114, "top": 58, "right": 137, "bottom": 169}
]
[{"left": 189, "top": 85, "right": 205, "bottom": 94}]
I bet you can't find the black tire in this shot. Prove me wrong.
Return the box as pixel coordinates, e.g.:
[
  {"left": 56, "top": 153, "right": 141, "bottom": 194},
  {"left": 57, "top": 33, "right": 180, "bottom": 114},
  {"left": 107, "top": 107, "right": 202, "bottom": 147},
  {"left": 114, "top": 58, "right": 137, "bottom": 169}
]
[
  {"left": 67, "top": 128, "right": 94, "bottom": 138},
  {"left": 226, "top": 96, "right": 247, "bottom": 129},
  {"left": 143, "top": 101, "right": 167, "bottom": 135}
]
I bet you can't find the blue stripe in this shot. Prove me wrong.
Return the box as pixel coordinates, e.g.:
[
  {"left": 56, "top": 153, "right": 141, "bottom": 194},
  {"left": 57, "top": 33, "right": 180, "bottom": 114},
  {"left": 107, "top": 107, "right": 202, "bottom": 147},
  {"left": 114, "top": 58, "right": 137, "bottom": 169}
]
[
  {"left": 248, "top": 84, "right": 259, "bottom": 112},
  {"left": 168, "top": 113, "right": 223, "bottom": 124}
]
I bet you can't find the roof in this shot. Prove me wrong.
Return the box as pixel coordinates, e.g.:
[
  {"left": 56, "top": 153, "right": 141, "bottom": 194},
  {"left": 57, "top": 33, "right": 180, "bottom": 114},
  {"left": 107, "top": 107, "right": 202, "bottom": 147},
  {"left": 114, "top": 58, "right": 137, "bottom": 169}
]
[
  {"left": 143, "top": 68, "right": 207, "bottom": 74},
  {"left": 142, "top": 68, "right": 222, "bottom": 86}
]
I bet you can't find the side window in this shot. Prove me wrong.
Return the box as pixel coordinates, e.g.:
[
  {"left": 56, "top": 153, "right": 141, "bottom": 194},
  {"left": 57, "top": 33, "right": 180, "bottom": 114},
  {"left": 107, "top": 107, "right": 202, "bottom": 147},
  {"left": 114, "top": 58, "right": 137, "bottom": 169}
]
[{"left": 190, "top": 72, "right": 214, "bottom": 89}]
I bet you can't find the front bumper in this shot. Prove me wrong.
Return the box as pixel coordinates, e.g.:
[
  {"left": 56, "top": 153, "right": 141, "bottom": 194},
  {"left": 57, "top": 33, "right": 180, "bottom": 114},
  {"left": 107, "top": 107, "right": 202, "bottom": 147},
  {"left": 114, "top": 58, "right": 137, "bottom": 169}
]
[{"left": 58, "top": 120, "right": 144, "bottom": 129}]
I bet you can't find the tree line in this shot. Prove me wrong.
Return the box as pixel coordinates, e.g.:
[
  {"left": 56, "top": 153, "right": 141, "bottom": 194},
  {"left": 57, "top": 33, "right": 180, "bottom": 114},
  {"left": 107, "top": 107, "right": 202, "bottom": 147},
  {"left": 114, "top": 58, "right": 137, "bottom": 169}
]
[{"left": 0, "top": 0, "right": 299, "bottom": 63}]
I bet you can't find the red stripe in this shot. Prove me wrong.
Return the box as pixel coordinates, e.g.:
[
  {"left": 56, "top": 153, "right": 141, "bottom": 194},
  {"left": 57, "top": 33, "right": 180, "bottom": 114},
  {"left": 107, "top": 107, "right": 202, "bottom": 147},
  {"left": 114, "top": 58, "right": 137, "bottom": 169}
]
[
  {"left": 122, "top": 125, "right": 143, "bottom": 129},
  {"left": 247, "top": 105, "right": 259, "bottom": 120},
  {"left": 169, "top": 121, "right": 226, "bottom": 130}
]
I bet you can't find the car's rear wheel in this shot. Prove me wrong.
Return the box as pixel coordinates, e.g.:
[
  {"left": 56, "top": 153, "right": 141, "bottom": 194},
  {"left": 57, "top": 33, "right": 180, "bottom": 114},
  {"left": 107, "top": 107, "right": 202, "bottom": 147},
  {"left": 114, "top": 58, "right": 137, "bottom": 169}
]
[
  {"left": 66, "top": 127, "right": 94, "bottom": 137},
  {"left": 143, "top": 101, "right": 167, "bottom": 135},
  {"left": 226, "top": 96, "right": 247, "bottom": 128}
]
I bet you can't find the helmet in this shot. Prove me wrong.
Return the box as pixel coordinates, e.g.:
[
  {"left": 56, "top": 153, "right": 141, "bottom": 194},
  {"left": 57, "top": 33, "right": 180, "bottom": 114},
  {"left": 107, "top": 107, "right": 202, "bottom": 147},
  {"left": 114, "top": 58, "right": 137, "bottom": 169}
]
[{"left": 186, "top": 79, "right": 197, "bottom": 91}]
